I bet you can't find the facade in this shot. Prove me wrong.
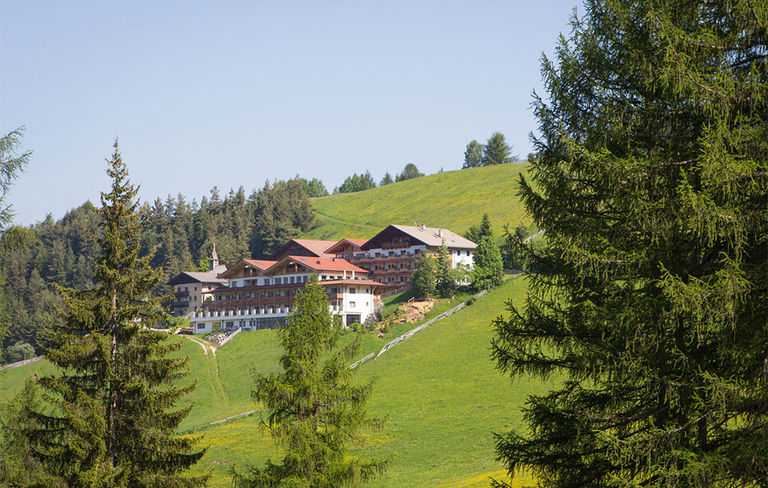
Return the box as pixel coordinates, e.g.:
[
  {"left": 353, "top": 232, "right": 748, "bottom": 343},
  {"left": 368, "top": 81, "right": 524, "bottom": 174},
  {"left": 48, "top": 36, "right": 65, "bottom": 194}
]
[
  {"left": 189, "top": 255, "right": 384, "bottom": 334},
  {"left": 167, "top": 246, "right": 228, "bottom": 316},
  {"left": 332, "top": 225, "right": 477, "bottom": 292}
]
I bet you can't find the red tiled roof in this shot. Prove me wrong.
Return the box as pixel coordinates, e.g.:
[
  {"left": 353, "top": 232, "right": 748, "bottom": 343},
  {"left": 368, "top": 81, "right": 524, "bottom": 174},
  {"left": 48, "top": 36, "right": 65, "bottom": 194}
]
[
  {"left": 324, "top": 238, "right": 369, "bottom": 254},
  {"left": 244, "top": 259, "right": 277, "bottom": 270},
  {"left": 320, "top": 279, "right": 388, "bottom": 287},
  {"left": 291, "top": 239, "right": 337, "bottom": 257},
  {"left": 282, "top": 255, "right": 369, "bottom": 273}
]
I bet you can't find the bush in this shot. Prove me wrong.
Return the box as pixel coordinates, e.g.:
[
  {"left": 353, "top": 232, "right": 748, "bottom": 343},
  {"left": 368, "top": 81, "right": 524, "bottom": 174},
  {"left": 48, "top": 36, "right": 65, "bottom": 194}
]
[{"left": 5, "top": 342, "right": 35, "bottom": 363}]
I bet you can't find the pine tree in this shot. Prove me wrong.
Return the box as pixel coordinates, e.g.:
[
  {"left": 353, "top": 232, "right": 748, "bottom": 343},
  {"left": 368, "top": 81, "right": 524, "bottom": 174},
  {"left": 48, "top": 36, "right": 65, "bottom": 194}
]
[
  {"left": 28, "top": 141, "right": 206, "bottom": 487},
  {"left": 465, "top": 213, "right": 493, "bottom": 244},
  {"left": 411, "top": 254, "right": 436, "bottom": 300},
  {"left": 492, "top": 1, "right": 768, "bottom": 486},
  {"left": 471, "top": 236, "right": 503, "bottom": 291},
  {"left": 462, "top": 140, "right": 484, "bottom": 168},
  {"left": 435, "top": 240, "right": 456, "bottom": 298},
  {"left": 233, "top": 278, "right": 384, "bottom": 487},
  {"left": 379, "top": 172, "right": 394, "bottom": 186},
  {"left": 481, "top": 132, "right": 513, "bottom": 165}
]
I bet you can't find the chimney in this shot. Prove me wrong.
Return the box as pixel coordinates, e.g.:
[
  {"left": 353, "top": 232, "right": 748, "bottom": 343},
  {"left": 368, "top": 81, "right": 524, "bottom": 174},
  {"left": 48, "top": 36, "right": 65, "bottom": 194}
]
[
  {"left": 421, "top": 224, "right": 426, "bottom": 230},
  {"left": 438, "top": 229, "right": 443, "bottom": 238}
]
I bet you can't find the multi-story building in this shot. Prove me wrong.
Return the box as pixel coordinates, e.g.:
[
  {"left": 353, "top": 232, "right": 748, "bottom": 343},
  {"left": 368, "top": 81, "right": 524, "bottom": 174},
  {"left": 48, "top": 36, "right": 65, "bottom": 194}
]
[
  {"left": 167, "top": 246, "right": 228, "bottom": 316},
  {"left": 189, "top": 255, "right": 384, "bottom": 334},
  {"left": 333, "top": 224, "right": 477, "bottom": 292}
]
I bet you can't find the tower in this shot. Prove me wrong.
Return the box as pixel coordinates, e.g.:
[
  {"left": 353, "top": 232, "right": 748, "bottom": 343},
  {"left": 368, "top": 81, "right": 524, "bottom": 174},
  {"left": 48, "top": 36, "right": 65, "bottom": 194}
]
[{"left": 210, "top": 242, "right": 219, "bottom": 271}]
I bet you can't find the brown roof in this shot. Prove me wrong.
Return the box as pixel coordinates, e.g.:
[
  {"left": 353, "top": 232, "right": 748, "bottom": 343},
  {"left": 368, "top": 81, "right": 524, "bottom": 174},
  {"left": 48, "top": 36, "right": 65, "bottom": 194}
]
[
  {"left": 272, "top": 239, "right": 337, "bottom": 259},
  {"left": 320, "top": 279, "right": 388, "bottom": 287}
]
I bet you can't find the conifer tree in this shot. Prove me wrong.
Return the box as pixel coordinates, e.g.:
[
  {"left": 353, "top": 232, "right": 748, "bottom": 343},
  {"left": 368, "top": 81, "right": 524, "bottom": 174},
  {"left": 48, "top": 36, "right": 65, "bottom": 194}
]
[
  {"left": 380, "top": 172, "right": 394, "bottom": 186},
  {"left": 435, "top": 240, "right": 456, "bottom": 298},
  {"left": 411, "top": 254, "right": 436, "bottom": 299},
  {"left": 234, "top": 278, "right": 384, "bottom": 487},
  {"left": 471, "top": 236, "right": 503, "bottom": 291},
  {"left": 492, "top": 1, "right": 768, "bottom": 486},
  {"left": 481, "top": 132, "right": 513, "bottom": 165},
  {"left": 28, "top": 141, "right": 206, "bottom": 487}
]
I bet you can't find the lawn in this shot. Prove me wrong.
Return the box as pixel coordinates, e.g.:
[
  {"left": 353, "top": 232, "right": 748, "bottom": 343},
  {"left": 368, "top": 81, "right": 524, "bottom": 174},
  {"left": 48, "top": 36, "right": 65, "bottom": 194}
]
[
  {"left": 303, "top": 164, "right": 531, "bottom": 241},
  {"left": 187, "top": 276, "right": 552, "bottom": 487}
]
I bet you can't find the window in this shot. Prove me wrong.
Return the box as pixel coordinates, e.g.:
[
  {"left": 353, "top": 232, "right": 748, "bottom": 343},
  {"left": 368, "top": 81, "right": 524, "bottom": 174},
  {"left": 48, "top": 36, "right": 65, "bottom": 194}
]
[
  {"left": 275, "top": 277, "right": 282, "bottom": 285},
  {"left": 290, "top": 276, "right": 295, "bottom": 284},
  {"left": 349, "top": 288, "right": 356, "bottom": 294},
  {"left": 197, "top": 323, "right": 205, "bottom": 330},
  {"left": 349, "top": 301, "right": 356, "bottom": 308},
  {"left": 264, "top": 278, "right": 271, "bottom": 285}
]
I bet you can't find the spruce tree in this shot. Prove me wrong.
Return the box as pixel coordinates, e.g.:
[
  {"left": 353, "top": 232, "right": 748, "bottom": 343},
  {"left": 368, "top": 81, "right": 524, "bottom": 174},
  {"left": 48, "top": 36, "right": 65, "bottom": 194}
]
[
  {"left": 28, "top": 142, "right": 206, "bottom": 487},
  {"left": 481, "top": 132, "right": 512, "bottom": 165},
  {"left": 411, "top": 254, "right": 437, "bottom": 300},
  {"left": 492, "top": 1, "right": 768, "bottom": 487},
  {"left": 435, "top": 240, "right": 456, "bottom": 298},
  {"left": 380, "top": 172, "right": 394, "bottom": 186},
  {"left": 233, "top": 278, "right": 384, "bottom": 487},
  {"left": 471, "top": 236, "right": 503, "bottom": 291}
]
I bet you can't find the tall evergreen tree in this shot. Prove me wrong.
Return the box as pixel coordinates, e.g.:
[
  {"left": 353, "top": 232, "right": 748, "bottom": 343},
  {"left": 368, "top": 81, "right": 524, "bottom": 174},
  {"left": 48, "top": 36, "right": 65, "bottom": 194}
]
[
  {"left": 492, "top": 1, "right": 768, "bottom": 487},
  {"left": 471, "top": 236, "right": 503, "bottom": 291},
  {"left": 462, "top": 140, "right": 484, "bottom": 168},
  {"left": 379, "top": 172, "right": 394, "bottom": 186},
  {"left": 28, "top": 142, "right": 206, "bottom": 487},
  {"left": 0, "top": 126, "right": 32, "bottom": 363},
  {"left": 411, "top": 254, "right": 437, "bottom": 300},
  {"left": 465, "top": 213, "right": 493, "bottom": 244},
  {"left": 435, "top": 240, "right": 456, "bottom": 298},
  {"left": 482, "top": 132, "right": 513, "bottom": 165},
  {"left": 234, "top": 278, "right": 384, "bottom": 487}
]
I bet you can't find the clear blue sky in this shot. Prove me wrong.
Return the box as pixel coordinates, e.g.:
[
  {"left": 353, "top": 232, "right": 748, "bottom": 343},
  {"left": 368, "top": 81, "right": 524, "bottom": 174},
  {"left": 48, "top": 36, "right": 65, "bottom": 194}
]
[{"left": 1, "top": 1, "right": 578, "bottom": 225}]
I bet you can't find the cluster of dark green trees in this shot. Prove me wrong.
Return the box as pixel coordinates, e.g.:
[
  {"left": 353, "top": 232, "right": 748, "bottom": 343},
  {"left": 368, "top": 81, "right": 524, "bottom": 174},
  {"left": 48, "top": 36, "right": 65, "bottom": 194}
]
[
  {"left": 411, "top": 214, "right": 504, "bottom": 300},
  {"left": 0, "top": 176, "right": 314, "bottom": 360},
  {"left": 492, "top": 1, "right": 768, "bottom": 486},
  {"left": 336, "top": 163, "right": 425, "bottom": 194},
  {"left": 462, "top": 132, "right": 518, "bottom": 168}
]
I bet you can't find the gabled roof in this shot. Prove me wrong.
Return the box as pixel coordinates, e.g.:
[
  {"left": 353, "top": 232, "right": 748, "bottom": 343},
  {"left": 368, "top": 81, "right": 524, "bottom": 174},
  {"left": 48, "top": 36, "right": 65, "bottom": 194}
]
[
  {"left": 217, "top": 259, "right": 277, "bottom": 279},
  {"left": 362, "top": 224, "right": 477, "bottom": 250},
  {"left": 320, "top": 279, "right": 388, "bottom": 288},
  {"left": 324, "top": 238, "right": 368, "bottom": 254},
  {"left": 271, "top": 239, "right": 337, "bottom": 259},
  {"left": 272, "top": 255, "right": 369, "bottom": 274},
  {"left": 167, "top": 265, "right": 228, "bottom": 286}
]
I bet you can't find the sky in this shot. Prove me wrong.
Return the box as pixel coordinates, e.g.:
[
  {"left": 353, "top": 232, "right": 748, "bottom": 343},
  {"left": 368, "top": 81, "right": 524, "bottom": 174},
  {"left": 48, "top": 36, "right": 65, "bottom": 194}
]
[{"left": 1, "top": 1, "right": 579, "bottom": 226}]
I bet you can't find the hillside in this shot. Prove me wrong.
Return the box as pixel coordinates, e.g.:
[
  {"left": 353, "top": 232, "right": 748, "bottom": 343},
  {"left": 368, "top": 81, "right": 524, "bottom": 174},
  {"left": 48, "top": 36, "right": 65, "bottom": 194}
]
[
  {"left": 185, "top": 277, "right": 549, "bottom": 487},
  {"left": 1, "top": 278, "right": 546, "bottom": 486},
  {"left": 304, "top": 164, "right": 531, "bottom": 240}
]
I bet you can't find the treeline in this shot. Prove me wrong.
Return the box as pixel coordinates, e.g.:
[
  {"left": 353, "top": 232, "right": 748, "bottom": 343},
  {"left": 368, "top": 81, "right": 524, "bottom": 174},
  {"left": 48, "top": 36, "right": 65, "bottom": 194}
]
[{"left": 0, "top": 178, "right": 314, "bottom": 359}]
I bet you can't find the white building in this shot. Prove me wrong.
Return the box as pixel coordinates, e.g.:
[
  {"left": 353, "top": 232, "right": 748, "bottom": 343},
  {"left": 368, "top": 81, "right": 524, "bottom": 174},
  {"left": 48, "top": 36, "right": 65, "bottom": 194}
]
[{"left": 189, "top": 255, "right": 385, "bottom": 334}]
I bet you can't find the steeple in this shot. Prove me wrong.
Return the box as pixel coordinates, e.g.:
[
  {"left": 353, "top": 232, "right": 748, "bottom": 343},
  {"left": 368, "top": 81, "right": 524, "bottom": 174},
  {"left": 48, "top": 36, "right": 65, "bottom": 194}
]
[{"left": 210, "top": 242, "right": 219, "bottom": 270}]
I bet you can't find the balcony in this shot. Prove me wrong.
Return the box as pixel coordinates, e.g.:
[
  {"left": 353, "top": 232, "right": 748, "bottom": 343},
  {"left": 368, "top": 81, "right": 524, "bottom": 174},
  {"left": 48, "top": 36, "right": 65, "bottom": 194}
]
[
  {"left": 171, "top": 300, "right": 190, "bottom": 308},
  {"left": 175, "top": 290, "right": 190, "bottom": 298}
]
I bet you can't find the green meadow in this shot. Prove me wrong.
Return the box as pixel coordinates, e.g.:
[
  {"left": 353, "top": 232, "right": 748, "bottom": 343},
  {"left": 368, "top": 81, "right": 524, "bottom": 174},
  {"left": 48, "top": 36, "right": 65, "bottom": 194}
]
[
  {"left": 0, "top": 277, "right": 548, "bottom": 487},
  {"left": 304, "top": 164, "right": 531, "bottom": 241},
  {"left": 186, "top": 277, "right": 550, "bottom": 487}
]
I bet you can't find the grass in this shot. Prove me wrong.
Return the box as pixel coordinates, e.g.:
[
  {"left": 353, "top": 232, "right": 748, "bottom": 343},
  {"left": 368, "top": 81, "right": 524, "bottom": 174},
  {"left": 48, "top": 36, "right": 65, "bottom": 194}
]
[
  {"left": 1, "top": 278, "right": 547, "bottom": 487},
  {"left": 304, "top": 164, "right": 531, "bottom": 241},
  {"left": 186, "top": 277, "right": 552, "bottom": 487}
]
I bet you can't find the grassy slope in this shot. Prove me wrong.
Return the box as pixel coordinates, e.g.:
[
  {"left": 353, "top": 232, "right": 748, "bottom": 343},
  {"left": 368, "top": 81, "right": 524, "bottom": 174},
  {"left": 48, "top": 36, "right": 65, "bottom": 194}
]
[
  {"left": 189, "top": 277, "right": 551, "bottom": 487},
  {"left": 304, "top": 164, "right": 530, "bottom": 241}
]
